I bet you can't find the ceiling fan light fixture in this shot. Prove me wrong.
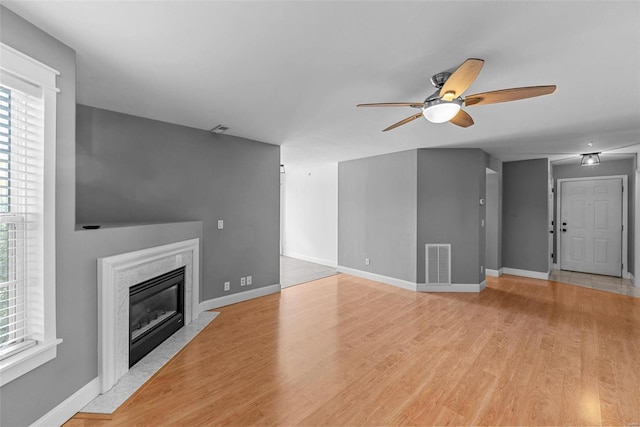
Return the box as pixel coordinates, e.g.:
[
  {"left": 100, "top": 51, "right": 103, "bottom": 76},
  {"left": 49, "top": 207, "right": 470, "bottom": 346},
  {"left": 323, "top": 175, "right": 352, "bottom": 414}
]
[
  {"left": 422, "top": 98, "right": 462, "bottom": 123},
  {"left": 580, "top": 152, "right": 601, "bottom": 166}
]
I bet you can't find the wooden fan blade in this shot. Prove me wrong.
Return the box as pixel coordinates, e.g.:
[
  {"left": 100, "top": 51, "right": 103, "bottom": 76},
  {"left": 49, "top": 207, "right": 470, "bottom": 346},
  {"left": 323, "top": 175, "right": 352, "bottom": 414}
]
[
  {"left": 357, "top": 102, "right": 424, "bottom": 108},
  {"left": 440, "top": 58, "right": 484, "bottom": 101},
  {"left": 449, "top": 109, "right": 474, "bottom": 128},
  {"left": 382, "top": 112, "right": 423, "bottom": 132},
  {"left": 465, "top": 85, "right": 556, "bottom": 106}
]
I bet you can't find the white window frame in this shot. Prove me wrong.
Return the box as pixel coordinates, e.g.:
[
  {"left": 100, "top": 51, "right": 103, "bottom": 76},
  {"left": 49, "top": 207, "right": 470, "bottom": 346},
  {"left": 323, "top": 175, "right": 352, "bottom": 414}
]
[{"left": 0, "top": 42, "right": 61, "bottom": 387}]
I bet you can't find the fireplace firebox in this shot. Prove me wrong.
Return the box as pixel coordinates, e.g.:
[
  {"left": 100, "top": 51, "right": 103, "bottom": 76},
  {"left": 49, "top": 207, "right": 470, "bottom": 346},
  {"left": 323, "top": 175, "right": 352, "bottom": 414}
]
[{"left": 129, "top": 267, "right": 185, "bottom": 367}]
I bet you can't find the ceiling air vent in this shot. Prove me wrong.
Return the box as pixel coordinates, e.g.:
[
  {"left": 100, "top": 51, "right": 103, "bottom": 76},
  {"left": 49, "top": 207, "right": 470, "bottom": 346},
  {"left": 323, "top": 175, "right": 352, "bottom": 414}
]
[
  {"left": 209, "top": 125, "right": 229, "bottom": 134},
  {"left": 426, "top": 244, "right": 451, "bottom": 285}
]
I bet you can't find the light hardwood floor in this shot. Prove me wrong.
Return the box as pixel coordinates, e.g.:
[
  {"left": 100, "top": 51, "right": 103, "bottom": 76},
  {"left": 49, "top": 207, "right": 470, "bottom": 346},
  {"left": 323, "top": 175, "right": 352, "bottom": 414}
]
[{"left": 68, "top": 274, "right": 640, "bottom": 426}]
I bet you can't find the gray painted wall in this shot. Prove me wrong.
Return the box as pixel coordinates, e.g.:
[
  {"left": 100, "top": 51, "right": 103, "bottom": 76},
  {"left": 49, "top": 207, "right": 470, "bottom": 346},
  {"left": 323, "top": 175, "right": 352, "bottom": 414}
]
[
  {"left": 417, "top": 149, "right": 486, "bottom": 284},
  {"left": 486, "top": 172, "right": 500, "bottom": 270},
  {"left": 502, "top": 158, "right": 550, "bottom": 273},
  {"left": 337, "top": 148, "right": 488, "bottom": 286},
  {"left": 552, "top": 158, "right": 635, "bottom": 274},
  {"left": 338, "top": 150, "right": 418, "bottom": 282},
  {"left": 76, "top": 105, "right": 281, "bottom": 300}
]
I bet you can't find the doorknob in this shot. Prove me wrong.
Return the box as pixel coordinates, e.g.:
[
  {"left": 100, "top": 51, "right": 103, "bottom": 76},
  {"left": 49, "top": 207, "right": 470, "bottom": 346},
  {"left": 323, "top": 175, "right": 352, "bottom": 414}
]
[
  {"left": 562, "top": 222, "right": 567, "bottom": 226},
  {"left": 562, "top": 228, "right": 567, "bottom": 232}
]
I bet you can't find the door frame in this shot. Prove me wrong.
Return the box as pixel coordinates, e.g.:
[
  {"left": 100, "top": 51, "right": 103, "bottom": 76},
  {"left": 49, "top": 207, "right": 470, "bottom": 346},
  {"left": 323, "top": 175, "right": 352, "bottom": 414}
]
[
  {"left": 556, "top": 175, "right": 628, "bottom": 278},
  {"left": 548, "top": 166, "right": 554, "bottom": 273}
]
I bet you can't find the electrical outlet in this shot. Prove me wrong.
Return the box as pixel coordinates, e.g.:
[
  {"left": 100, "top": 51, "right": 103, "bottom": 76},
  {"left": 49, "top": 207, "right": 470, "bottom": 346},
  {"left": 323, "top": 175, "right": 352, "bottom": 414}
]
[
  {"left": 240, "top": 277, "right": 246, "bottom": 286},
  {"left": 217, "top": 219, "right": 224, "bottom": 229},
  {"left": 365, "top": 258, "right": 370, "bottom": 266},
  {"left": 224, "top": 281, "right": 230, "bottom": 291},
  {"left": 246, "top": 276, "right": 252, "bottom": 285}
]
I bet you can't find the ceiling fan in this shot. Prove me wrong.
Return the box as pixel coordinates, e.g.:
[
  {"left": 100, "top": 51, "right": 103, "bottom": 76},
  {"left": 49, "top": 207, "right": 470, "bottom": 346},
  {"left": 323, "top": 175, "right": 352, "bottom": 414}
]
[{"left": 357, "top": 58, "right": 556, "bottom": 132}]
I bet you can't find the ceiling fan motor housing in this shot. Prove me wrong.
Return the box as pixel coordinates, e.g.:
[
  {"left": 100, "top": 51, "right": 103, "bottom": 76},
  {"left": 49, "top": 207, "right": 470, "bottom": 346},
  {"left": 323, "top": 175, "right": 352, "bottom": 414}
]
[{"left": 429, "top": 72, "right": 452, "bottom": 89}]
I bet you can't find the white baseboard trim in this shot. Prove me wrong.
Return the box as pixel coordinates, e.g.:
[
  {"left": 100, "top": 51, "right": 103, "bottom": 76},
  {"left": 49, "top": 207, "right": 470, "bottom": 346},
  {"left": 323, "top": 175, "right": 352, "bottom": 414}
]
[
  {"left": 623, "top": 271, "right": 632, "bottom": 280},
  {"left": 337, "top": 266, "right": 417, "bottom": 291},
  {"left": 417, "top": 281, "right": 485, "bottom": 293},
  {"left": 199, "top": 284, "right": 281, "bottom": 311},
  {"left": 485, "top": 268, "right": 503, "bottom": 277},
  {"left": 553, "top": 263, "right": 559, "bottom": 270},
  {"left": 502, "top": 267, "right": 550, "bottom": 280},
  {"left": 337, "top": 266, "right": 488, "bottom": 293},
  {"left": 282, "top": 252, "right": 337, "bottom": 268},
  {"left": 31, "top": 377, "right": 100, "bottom": 427}
]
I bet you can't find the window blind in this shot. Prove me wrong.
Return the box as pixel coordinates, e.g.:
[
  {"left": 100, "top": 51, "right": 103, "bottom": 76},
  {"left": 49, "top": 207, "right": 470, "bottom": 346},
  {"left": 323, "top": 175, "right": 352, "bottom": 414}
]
[{"left": 0, "top": 82, "right": 44, "bottom": 359}]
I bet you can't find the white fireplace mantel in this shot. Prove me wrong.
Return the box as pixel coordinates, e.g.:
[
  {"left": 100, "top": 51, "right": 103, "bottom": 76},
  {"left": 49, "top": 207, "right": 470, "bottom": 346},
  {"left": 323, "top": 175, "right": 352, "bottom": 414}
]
[{"left": 97, "top": 238, "right": 200, "bottom": 394}]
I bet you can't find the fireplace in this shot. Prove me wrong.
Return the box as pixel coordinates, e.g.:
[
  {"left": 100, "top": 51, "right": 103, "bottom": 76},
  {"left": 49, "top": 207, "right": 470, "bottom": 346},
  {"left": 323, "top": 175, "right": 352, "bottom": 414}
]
[
  {"left": 98, "top": 238, "right": 199, "bottom": 393},
  {"left": 129, "top": 267, "right": 185, "bottom": 367}
]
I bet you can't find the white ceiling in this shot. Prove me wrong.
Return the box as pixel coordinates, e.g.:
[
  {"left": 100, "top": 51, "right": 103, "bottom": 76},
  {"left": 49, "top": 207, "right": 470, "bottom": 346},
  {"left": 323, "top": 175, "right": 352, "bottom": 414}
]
[{"left": 3, "top": 1, "right": 639, "bottom": 166}]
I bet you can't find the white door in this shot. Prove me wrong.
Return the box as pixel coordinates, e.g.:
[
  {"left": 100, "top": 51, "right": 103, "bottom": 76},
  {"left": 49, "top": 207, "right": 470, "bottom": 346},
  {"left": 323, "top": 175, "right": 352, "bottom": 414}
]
[{"left": 560, "top": 178, "right": 622, "bottom": 276}]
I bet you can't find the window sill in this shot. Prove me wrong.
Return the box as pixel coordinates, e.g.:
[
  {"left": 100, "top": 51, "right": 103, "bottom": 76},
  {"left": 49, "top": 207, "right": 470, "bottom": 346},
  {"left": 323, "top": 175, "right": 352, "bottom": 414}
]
[{"left": 0, "top": 338, "right": 62, "bottom": 387}]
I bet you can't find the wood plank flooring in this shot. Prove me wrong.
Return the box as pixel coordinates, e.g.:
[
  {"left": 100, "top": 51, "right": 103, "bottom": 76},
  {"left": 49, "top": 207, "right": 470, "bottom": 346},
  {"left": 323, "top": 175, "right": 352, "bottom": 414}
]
[{"left": 67, "top": 274, "right": 640, "bottom": 426}]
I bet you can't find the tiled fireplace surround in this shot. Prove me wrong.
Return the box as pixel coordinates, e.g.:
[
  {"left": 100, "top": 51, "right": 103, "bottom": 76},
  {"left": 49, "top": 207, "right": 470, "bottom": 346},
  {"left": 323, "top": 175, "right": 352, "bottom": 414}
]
[{"left": 97, "top": 238, "right": 200, "bottom": 394}]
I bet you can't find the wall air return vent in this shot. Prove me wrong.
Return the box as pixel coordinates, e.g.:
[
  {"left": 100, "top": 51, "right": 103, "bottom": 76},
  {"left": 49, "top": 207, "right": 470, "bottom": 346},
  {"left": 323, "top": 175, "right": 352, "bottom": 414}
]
[{"left": 425, "top": 244, "right": 451, "bottom": 285}]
